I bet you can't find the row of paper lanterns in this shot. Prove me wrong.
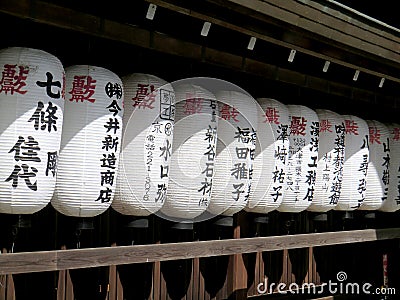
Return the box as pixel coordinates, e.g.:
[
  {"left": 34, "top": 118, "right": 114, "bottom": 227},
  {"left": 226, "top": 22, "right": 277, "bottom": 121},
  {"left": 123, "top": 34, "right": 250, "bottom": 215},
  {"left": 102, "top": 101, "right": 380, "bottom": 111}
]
[{"left": 0, "top": 47, "right": 399, "bottom": 222}]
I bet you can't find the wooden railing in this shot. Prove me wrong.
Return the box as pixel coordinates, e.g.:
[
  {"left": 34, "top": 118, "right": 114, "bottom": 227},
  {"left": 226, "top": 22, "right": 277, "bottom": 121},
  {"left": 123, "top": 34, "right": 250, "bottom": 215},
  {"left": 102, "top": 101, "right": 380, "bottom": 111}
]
[{"left": 1, "top": 228, "right": 399, "bottom": 275}]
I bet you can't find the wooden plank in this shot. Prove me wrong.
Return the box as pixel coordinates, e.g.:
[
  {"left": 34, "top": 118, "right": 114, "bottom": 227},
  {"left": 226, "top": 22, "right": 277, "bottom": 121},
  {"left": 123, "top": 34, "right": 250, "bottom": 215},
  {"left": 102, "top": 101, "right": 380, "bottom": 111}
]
[
  {"left": 228, "top": 213, "right": 248, "bottom": 299},
  {"left": 192, "top": 258, "right": 199, "bottom": 300},
  {"left": 207, "top": 0, "right": 400, "bottom": 57},
  {"left": 107, "top": 243, "right": 117, "bottom": 300},
  {"left": 65, "top": 270, "right": 73, "bottom": 300},
  {"left": 0, "top": 228, "right": 399, "bottom": 275},
  {"left": 146, "top": 0, "right": 400, "bottom": 83},
  {"left": 6, "top": 275, "right": 15, "bottom": 300},
  {"left": 2, "top": 0, "right": 400, "bottom": 87},
  {"left": 298, "top": 0, "right": 400, "bottom": 41},
  {"left": 56, "top": 269, "right": 66, "bottom": 300},
  {"left": 186, "top": 259, "right": 193, "bottom": 300},
  {"left": 153, "top": 261, "right": 161, "bottom": 300},
  {"left": 198, "top": 259, "right": 205, "bottom": 300},
  {"left": 0, "top": 250, "right": 14, "bottom": 300},
  {"left": 108, "top": 267, "right": 117, "bottom": 299},
  {"left": 270, "top": 0, "right": 400, "bottom": 46}
]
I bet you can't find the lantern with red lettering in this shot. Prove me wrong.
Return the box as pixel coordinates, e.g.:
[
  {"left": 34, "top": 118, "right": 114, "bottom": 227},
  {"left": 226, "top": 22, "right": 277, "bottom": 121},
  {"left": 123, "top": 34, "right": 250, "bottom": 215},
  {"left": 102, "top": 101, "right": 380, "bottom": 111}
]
[
  {"left": 207, "top": 91, "right": 257, "bottom": 217},
  {"left": 359, "top": 120, "right": 390, "bottom": 210},
  {"left": 335, "top": 115, "right": 369, "bottom": 211},
  {"left": 0, "top": 47, "right": 65, "bottom": 214},
  {"left": 380, "top": 123, "right": 400, "bottom": 212},
  {"left": 277, "top": 105, "right": 319, "bottom": 213},
  {"left": 308, "top": 109, "right": 345, "bottom": 212},
  {"left": 246, "top": 98, "right": 290, "bottom": 214},
  {"left": 159, "top": 83, "right": 217, "bottom": 222},
  {"left": 52, "top": 65, "right": 123, "bottom": 217},
  {"left": 112, "top": 73, "right": 174, "bottom": 216}
]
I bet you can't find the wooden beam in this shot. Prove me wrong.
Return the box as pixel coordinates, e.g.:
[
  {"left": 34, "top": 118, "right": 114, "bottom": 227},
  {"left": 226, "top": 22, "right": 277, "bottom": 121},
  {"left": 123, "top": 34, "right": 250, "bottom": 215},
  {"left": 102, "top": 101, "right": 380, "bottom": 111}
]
[
  {"left": 0, "top": 228, "right": 399, "bottom": 275},
  {"left": 207, "top": 0, "right": 400, "bottom": 55},
  {"left": 1, "top": 0, "right": 400, "bottom": 94},
  {"left": 0, "top": 0, "right": 394, "bottom": 101},
  {"left": 144, "top": 0, "right": 400, "bottom": 85}
]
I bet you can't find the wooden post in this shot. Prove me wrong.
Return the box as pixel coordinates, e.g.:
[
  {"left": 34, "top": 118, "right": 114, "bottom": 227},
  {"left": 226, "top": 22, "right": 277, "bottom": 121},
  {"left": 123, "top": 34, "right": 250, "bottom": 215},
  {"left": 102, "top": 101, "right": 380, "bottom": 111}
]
[{"left": 227, "top": 212, "right": 248, "bottom": 299}]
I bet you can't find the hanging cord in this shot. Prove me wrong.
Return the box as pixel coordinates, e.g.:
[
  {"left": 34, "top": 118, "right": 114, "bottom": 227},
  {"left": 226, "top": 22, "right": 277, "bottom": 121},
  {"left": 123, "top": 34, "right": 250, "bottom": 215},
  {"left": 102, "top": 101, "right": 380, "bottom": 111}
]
[
  {"left": 75, "top": 229, "right": 81, "bottom": 249},
  {"left": 11, "top": 226, "right": 18, "bottom": 254}
]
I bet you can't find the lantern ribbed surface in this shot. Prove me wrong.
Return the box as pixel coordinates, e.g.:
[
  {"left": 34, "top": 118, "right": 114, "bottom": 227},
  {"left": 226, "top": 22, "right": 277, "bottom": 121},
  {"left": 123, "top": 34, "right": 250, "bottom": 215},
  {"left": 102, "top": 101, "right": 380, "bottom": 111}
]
[
  {"left": 308, "top": 109, "right": 345, "bottom": 212},
  {"left": 52, "top": 65, "right": 124, "bottom": 217},
  {"left": 380, "top": 123, "right": 400, "bottom": 212},
  {"left": 207, "top": 91, "right": 257, "bottom": 217},
  {"left": 359, "top": 120, "right": 390, "bottom": 210},
  {"left": 112, "top": 73, "right": 174, "bottom": 216},
  {"left": 335, "top": 115, "right": 369, "bottom": 211},
  {"left": 160, "top": 84, "right": 218, "bottom": 221},
  {"left": 0, "top": 47, "right": 65, "bottom": 214},
  {"left": 246, "top": 98, "right": 290, "bottom": 214},
  {"left": 278, "top": 105, "right": 319, "bottom": 213}
]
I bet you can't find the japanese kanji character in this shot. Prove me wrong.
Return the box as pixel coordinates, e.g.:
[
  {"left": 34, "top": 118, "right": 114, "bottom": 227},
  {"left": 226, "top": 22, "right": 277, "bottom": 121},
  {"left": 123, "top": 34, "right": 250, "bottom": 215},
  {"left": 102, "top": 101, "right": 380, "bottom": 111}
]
[
  {"left": 205, "top": 125, "right": 216, "bottom": 143},
  {"left": 28, "top": 101, "right": 58, "bottom": 132},
  {"left": 270, "top": 186, "right": 282, "bottom": 202},
  {"left": 160, "top": 140, "right": 171, "bottom": 161},
  {"left": 160, "top": 165, "right": 169, "bottom": 178},
  {"left": 231, "top": 163, "right": 248, "bottom": 179},
  {"left": 106, "top": 100, "right": 122, "bottom": 116},
  {"left": 69, "top": 75, "right": 96, "bottom": 102},
  {"left": 345, "top": 120, "right": 359, "bottom": 135},
  {"left": 0, "top": 64, "right": 28, "bottom": 95},
  {"left": 155, "top": 184, "right": 167, "bottom": 203},
  {"left": 105, "top": 82, "right": 122, "bottom": 99},
  {"left": 234, "top": 127, "right": 250, "bottom": 143},
  {"left": 45, "top": 151, "right": 58, "bottom": 177},
  {"left": 305, "top": 170, "right": 316, "bottom": 186},
  {"left": 220, "top": 104, "right": 239, "bottom": 122},
  {"left": 102, "top": 135, "right": 119, "bottom": 152},
  {"left": 202, "top": 162, "right": 214, "bottom": 177},
  {"left": 303, "top": 186, "right": 315, "bottom": 201},
  {"left": 100, "top": 170, "right": 115, "bottom": 186},
  {"left": 36, "top": 72, "right": 61, "bottom": 99},
  {"left": 133, "top": 84, "right": 155, "bottom": 108},
  {"left": 9, "top": 136, "right": 41, "bottom": 162},
  {"left": 392, "top": 127, "right": 400, "bottom": 141},
  {"left": 184, "top": 98, "right": 203, "bottom": 115},
  {"left": 272, "top": 167, "right": 285, "bottom": 184},
  {"left": 5, "top": 164, "right": 38, "bottom": 191},
  {"left": 104, "top": 118, "right": 120, "bottom": 134},
  {"left": 205, "top": 144, "right": 216, "bottom": 161},
  {"left": 236, "top": 147, "right": 249, "bottom": 159},
  {"left": 277, "top": 124, "right": 289, "bottom": 142},
  {"left": 232, "top": 183, "right": 244, "bottom": 201},
  {"left": 96, "top": 187, "right": 112, "bottom": 203},
  {"left": 320, "top": 120, "right": 332, "bottom": 133},
  {"left": 198, "top": 177, "right": 212, "bottom": 195},
  {"left": 100, "top": 153, "right": 117, "bottom": 169},
  {"left": 290, "top": 116, "right": 307, "bottom": 136},
  {"left": 264, "top": 107, "right": 280, "bottom": 124},
  {"left": 369, "top": 126, "right": 381, "bottom": 144}
]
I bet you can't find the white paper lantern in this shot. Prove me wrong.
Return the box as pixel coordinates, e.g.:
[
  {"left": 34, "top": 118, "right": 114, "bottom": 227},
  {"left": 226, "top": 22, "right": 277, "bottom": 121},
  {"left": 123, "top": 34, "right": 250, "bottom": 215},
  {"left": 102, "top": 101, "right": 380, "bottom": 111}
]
[
  {"left": 359, "top": 120, "right": 390, "bottom": 210},
  {"left": 246, "top": 98, "right": 290, "bottom": 214},
  {"left": 207, "top": 91, "right": 257, "bottom": 217},
  {"left": 52, "top": 65, "right": 123, "bottom": 217},
  {"left": 277, "top": 105, "right": 319, "bottom": 213},
  {"left": 308, "top": 109, "right": 345, "bottom": 212},
  {"left": 160, "top": 84, "right": 218, "bottom": 221},
  {"left": 380, "top": 123, "right": 400, "bottom": 212},
  {"left": 0, "top": 47, "right": 65, "bottom": 214},
  {"left": 335, "top": 115, "right": 369, "bottom": 211},
  {"left": 112, "top": 73, "right": 174, "bottom": 216}
]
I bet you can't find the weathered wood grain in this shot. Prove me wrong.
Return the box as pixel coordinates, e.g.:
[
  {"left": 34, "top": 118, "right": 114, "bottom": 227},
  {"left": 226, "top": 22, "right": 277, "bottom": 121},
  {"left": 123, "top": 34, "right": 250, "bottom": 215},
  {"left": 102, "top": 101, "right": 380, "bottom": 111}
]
[{"left": 0, "top": 228, "right": 399, "bottom": 275}]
